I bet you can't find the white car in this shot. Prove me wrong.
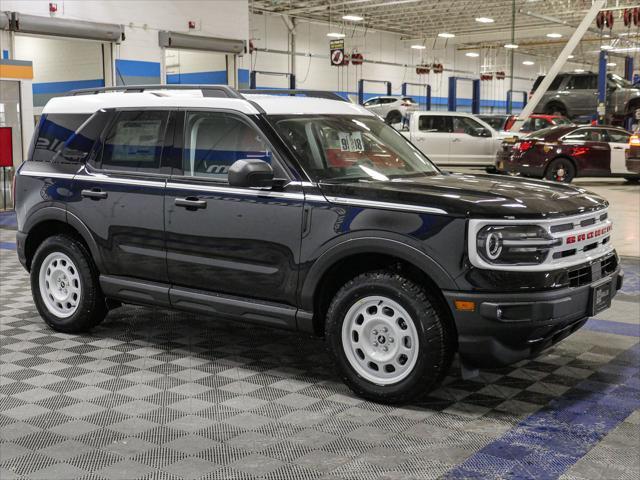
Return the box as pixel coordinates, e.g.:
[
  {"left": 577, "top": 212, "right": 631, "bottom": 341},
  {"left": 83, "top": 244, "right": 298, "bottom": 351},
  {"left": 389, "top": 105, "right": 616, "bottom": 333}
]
[
  {"left": 363, "top": 96, "right": 419, "bottom": 124},
  {"left": 402, "top": 111, "right": 505, "bottom": 166}
]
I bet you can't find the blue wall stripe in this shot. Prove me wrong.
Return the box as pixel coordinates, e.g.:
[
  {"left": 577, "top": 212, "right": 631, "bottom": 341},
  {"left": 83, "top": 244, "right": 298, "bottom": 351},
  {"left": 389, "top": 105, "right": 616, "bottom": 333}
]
[
  {"left": 32, "top": 78, "right": 104, "bottom": 95},
  {"left": 444, "top": 342, "right": 640, "bottom": 479},
  {"left": 167, "top": 70, "right": 227, "bottom": 84},
  {"left": 0, "top": 211, "right": 17, "bottom": 228},
  {"left": 0, "top": 242, "right": 16, "bottom": 250},
  {"left": 238, "top": 68, "right": 250, "bottom": 85},
  {"left": 115, "top": 59, "right": 161, "bottom": 77},
  {"left": 2, "top": 50, "right": 8, "bottom": 60}
]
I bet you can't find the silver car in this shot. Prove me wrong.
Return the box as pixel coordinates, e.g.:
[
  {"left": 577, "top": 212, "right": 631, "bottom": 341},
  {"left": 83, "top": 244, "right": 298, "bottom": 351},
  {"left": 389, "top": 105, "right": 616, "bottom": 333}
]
[{"left": 363, "top": 96, "right": 419, "bottom": 124}]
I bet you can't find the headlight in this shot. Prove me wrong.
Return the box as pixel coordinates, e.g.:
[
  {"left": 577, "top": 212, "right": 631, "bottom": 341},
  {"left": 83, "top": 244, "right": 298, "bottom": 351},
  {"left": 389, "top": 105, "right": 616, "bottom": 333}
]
[{"left": 476, "top": 225, "right": 561, "bottom": 265}]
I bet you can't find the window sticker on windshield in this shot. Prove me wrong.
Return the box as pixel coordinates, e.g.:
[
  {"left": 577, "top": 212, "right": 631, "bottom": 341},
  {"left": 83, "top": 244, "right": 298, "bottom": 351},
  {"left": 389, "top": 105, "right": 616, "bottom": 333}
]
[{"left": 338, "top": 132, "right": 364, "bottom": 152}]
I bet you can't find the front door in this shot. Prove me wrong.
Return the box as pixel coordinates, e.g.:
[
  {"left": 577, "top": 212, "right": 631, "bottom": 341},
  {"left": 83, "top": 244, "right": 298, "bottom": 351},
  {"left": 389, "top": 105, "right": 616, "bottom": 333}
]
[
  {"left": 67, "top": 109, "right": 170, "bottom": 282},
  {"left": 449, "top": 116, "right": 491, "bottom": 165},
  {"left": 604, "top": 129, "right": 632, "bottom": 174},
  {"left": 412, "top": 114, "right": 451, "bottom": 165},
  {"left": 164, "top": 110, "right": 303, "bottom": 305}
]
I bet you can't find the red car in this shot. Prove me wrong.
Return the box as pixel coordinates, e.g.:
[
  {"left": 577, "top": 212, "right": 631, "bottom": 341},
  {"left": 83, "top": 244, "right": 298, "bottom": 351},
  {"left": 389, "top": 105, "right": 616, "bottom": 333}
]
[{"left": 499, "top": 125, "right": 640, "bottom": 183}]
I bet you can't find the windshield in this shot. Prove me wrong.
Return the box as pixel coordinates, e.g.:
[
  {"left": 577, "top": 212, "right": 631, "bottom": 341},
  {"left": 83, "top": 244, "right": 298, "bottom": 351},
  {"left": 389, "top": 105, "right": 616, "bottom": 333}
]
[
  {"left": 269, "top": 115, "right": 439, "bottom": 182},
  {"left": 480, "top": 116, "right": 508, "bottom": 130},
  {"left": 552, "top": 116, "right": 573, "bottom": 126}
]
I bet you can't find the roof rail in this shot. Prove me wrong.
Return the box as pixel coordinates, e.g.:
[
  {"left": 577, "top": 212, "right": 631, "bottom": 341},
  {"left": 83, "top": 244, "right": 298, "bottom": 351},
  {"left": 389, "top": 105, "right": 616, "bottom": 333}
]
[
  {"left": 68, "top": 84, "right": 244, "bottom": 99},
  {"left": 239, "top": 89, "right": 349, "bottom": 102}
]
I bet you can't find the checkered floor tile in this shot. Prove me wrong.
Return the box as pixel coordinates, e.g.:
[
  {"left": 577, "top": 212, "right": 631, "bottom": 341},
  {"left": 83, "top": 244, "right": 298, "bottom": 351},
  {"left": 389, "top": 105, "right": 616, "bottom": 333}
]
[{"left": 1, "top": 229, "right": 638, "bottom": 480}]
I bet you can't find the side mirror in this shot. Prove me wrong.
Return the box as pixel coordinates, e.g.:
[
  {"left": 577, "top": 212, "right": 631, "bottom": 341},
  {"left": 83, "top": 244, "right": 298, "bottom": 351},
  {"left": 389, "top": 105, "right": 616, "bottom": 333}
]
[{"left": 228, "top": 159, "right": 274, "bottom": 188}]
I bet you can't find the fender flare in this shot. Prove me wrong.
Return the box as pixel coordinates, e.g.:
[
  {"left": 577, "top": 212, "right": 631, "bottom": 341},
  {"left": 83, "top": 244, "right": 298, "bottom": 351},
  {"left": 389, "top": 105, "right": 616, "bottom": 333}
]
[
  {"left": 299, "top": 235, "right": 457, "bottom": 311},
  {"left": 23, "top": 207, "right": 105, "bottom": 272}
]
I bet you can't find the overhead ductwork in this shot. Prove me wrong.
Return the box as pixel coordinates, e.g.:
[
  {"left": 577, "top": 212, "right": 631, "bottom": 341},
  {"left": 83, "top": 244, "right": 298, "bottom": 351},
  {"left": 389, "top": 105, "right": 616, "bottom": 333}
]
[
  {"left": 158, "top": 30, "right": 245, "bottom": 54},
  {"left": 1, "top": 12, "right": 124, "bottom": 43}
]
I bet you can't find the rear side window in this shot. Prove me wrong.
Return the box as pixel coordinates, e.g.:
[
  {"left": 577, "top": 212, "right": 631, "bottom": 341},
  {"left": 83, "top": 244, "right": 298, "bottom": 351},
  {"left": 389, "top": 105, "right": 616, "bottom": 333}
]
[
  {"left": 419, "top": 115, "right": 450, "bottom": 132},
  {"left": 548, "top": 75, "right": 566, "bottom": 90},
  {"left": 567, "top": 75, "right": 597, "bottom": 90},
  {"left": 32, "top": 114, "right": 90, "bottom": 162},
  {"left": 182, "top": 111, "right": 274, "bottom": 181},
  {"left": 100, "top": 110, "right": 169, "bottom": 172},
  {"left": 61, "top": 109, "right": 112, "bottom": 163},
  {"left": 606, "top": 129, "right": 630, "bottom": 143}
]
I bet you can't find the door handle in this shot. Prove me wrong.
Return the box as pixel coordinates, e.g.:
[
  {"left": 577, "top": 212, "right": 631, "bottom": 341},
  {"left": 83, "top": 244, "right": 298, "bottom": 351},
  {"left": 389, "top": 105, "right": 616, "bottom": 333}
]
[
  {"left": 452, "top": 138, "right": 462, "bottom": 142},
  {"left": 613, "top": 146, "right": 624, "bottom": 150},
  {"left": 175, "top": 197, "right": 207, "bottom": 210},
  {"left": 81, "top": 188, "right": 108, "bottom": 200}
]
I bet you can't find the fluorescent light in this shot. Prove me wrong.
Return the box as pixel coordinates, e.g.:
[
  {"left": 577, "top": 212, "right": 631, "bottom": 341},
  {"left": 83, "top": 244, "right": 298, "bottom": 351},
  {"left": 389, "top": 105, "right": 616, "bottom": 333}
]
[
  {"left": 504, "top": 43, "right": 519, "bottom": 49},
  {"left": 574, "top": 68, "right": 585, "bottom": 73},
  {"left": 568, "top": 54, "right": 574, "bottom": 59},
  {"left": 546, "top": 33, "right": 562, "bottom": 38},
  {"left": 601, "top": 44, "right": 613, "bottom": 50},
  {"left": 475, "top": 17, "right": 494, "bottom": 23},
  {"left": 326, "top": 32, "right": 345, "bottom": 38},
  {"left": 522, "top": 60, "right": 535, "bottom": 65},
  {"left": 465, "top": 52, "right": 479, "bottom": 57},
  {"left": 342, "top": 14, "right": 363, "bottom": 21},
  {"left": 411, "top": 44, "right": 427, "bottom": 50},
  {"left": 607, "top": 62, "right": 617, "bottom": 67},
  {"left": 438, "top": 32, "right": 455, "bottom": 38}
]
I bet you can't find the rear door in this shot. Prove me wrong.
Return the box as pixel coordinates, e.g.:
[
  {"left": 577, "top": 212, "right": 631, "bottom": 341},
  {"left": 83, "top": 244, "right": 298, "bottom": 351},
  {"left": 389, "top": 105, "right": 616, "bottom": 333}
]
[
  {"left": 69, "top": 109, "right": 170, "bottom": 282},
  {"left": 164, "top": 110, "right": 303, "bottom": 306},
  {"left": 411, "top": 114, "right": 452, "bottom": 165},
  {"left": 604, "top": 128, "right": 632, "bottom": 174},
  {"left": 564, "top": 74, "right": 598, "bottom": 117}
]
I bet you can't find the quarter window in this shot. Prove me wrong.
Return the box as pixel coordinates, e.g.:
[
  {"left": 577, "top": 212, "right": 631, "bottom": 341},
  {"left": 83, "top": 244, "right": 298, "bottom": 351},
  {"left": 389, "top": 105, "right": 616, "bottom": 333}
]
[
  {"left": 32, "top": 113, "right": 90, "bottom": 162},
  {"left": 100, "top": 110, "right": 168, "bottom": 172},
  {"left": 182, "top": 112, "right": 274, "bottom": 181}
]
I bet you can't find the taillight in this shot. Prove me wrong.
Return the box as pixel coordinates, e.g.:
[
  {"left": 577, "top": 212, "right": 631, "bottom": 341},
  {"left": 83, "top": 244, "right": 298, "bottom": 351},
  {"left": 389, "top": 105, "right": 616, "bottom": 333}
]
[
  {"left": 514, "top": 140, "right": 535, "bottom": 152},
  {"left": 630, "top": 134, "right": 640, "bottom": 146}
]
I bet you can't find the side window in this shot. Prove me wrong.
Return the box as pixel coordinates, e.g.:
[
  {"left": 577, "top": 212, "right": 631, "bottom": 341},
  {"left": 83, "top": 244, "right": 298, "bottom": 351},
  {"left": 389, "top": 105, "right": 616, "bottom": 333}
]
[
  {"left": 32, "top": 114, "right": 90, "bottom": 162},
  {"left": 565, "top": 129, "right": 603, "bottom": 142},
  {"left": 534, "top": 118, "right": 550, "bottom": 131},
  {"left": 364, "top": 99, "right": 378, "bottom": 107},
  {"left": 521, "top": 119, "right": 533, "bottom": 131},
  {"left": 452, "top": 116, "right": 482, "bottom": 135},
  {"left": 568, "top": 75, "right": 597, "bottom": 90},
  {"left": 418, "top": 115, "right": 450, "bottom": 132},
  {"left": 100, "top": 110, "right": 168, "bottom": 172},
  {"left": 606, "top": 129, "right": 630, "bottom": 143},
  {"left": 183, "top": 112, "right": 275, "bottom": 181},
  {"left": 549, "top": 75, "right": 565, "bottom": 90},
  {"left": 60, "top": 109, "right": 112, "bottom": 163}
]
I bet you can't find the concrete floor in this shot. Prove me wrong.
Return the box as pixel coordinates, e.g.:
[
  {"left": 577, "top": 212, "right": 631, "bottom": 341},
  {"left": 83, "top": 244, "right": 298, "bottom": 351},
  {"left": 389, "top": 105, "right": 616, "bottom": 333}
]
[{"left": 0, "top": 180, "right": 638, "bottom": 480}]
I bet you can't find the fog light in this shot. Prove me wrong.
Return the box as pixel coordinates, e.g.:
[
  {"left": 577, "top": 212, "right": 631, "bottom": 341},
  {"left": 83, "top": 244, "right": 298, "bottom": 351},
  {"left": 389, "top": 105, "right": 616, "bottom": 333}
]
[{"left": 455, "top": 300, "right": 476, "bottom": 312}]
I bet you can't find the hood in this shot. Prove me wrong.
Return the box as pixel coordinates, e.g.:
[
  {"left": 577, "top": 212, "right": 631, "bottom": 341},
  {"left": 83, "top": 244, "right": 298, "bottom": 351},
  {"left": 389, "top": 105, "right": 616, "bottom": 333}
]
[{"left": 318, "top": 173, "right": 608, "bottom": 219}]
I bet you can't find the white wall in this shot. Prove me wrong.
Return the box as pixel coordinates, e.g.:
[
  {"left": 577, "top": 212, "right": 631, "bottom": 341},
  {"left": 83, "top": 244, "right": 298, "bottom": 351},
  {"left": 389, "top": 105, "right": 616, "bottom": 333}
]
[{"left": 248, "top": 12, "right": 537, "bottom": 111}]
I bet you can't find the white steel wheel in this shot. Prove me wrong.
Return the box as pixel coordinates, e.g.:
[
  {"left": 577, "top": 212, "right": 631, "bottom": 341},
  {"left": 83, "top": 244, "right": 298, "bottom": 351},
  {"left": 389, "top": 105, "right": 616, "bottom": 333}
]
[
  {"left": 38, "top": 252, "right": 82, "bottom": 318},
  {"left": 341, "top": 295, "right": 419, "bottom": 386}
]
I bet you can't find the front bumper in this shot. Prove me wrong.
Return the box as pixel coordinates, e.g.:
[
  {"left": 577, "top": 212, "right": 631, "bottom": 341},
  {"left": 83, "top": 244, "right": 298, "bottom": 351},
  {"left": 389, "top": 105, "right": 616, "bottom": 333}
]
[{"left": 443, "top": 265, "right": 623, "bottom": 368}]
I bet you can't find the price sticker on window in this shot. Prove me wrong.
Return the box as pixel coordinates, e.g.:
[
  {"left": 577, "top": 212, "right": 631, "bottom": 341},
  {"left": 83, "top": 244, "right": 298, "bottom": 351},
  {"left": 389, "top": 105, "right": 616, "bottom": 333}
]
[{"left": 338, "top": 132, "right": 364, "bottom": 152}]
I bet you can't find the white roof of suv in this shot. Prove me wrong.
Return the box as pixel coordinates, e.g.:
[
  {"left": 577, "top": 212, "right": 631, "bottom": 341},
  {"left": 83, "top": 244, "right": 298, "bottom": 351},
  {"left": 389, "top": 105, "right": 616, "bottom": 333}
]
[{"left": 42, "top": 89, "right": 374, "bottom": 117}]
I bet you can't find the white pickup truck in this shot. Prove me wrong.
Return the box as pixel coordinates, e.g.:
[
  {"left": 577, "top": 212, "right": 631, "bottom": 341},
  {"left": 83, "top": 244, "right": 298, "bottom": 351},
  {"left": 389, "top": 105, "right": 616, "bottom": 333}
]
[{"left": 401, "top": 111, "right": 506, "bottom": 167}]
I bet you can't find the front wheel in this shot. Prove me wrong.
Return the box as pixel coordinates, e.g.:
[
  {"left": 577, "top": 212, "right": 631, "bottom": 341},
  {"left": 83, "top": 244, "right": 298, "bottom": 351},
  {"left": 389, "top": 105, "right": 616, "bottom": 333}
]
[
  {"left": 385, "top": 110, "right": 402, "bottom": 125},
  {"left": 545, "top": 158, "right": 576, "bottom": 183},
  {"left": 31, "top": 235, "right": 107, "bottom": 333},
  {"left": 325, "top": 271, "right": 453, "bottom": 404}
]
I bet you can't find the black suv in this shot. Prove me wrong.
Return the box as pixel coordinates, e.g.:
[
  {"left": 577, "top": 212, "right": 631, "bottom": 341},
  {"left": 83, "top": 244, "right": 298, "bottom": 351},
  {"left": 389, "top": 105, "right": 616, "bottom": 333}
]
[{"left": 14, "top": 86, "right": 623, "bottom": 403}]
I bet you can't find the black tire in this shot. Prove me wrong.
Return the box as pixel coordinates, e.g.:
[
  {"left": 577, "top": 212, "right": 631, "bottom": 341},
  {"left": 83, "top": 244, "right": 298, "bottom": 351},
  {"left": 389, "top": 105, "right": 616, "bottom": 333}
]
[
  {"left": 545, "top": 158, "right": 576, "bottom": 183},
  {"left": 31, "top": 234, "right": 107, "bottom": 333},
  {"left": 385, "top": 110, "right": 402, "bottom": 125},
  {"left": 325, "top": 271, "right": 454, "bottom": 404},
  {"left": 545, "top": 102, "right": 568, "bottom": 117},
  {"left": 624, "top": 176, "right": 640, "bottom": 183}
]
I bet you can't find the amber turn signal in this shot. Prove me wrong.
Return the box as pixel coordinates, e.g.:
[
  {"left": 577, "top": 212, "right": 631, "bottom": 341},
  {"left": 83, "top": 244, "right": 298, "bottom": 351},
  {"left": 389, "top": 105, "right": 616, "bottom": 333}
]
[{"left": 454, "top": 300, "right": 476, "bottom": 312}]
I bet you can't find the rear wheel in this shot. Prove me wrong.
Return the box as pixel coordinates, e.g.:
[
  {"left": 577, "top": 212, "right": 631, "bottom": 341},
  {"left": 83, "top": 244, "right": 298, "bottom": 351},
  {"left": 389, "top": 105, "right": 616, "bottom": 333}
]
[
  {"left": 545, "top": 158, "right": 576, "bottom": 183},
  {"left": 325, "top": 271, "right": 453, "bottom": 404},
  {"left": 31, "top": 235, "right": 107, "bottom": 333},
  {"left": 545, "top": 103, "right": 568, "bottom": 117}
]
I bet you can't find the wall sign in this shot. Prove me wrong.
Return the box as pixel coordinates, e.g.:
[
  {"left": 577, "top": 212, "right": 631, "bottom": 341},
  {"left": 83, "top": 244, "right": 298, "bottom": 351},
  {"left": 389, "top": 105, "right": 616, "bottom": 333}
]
[
  {"left": 330, "top": 39, "right": 345, "bottom": 66},
  {"left": 0, "top": 127, "right": 13, "bottom": 168}
]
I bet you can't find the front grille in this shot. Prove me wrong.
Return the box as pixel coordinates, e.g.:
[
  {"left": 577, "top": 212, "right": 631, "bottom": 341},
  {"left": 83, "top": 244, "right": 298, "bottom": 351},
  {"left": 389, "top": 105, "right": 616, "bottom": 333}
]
[{"left": 567, "top": 254, "right": 617, "bottom": 288}]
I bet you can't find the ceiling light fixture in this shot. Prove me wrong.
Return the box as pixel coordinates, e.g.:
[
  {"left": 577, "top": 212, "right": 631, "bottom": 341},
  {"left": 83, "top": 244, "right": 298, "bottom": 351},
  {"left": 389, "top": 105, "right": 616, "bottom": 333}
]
[
  {"left": 504, "top": 43, "right": 519, "bottom": 49},
  {"left": 342, "top": 14, "right": 363, "bottom": 21},
  {"left": 568, "top": 54, "right": 575, "bottom": 59},
  {"left": 574, "top": 68, "right": 585, "bottom": 73},
  {"left": 438, "top": 32, "right": 455, "bottom": 38},
  {"left": 326, "top": 32, "right": 346, "bottom": 38},
  {"left": 411, "top": 44, "right": 427, "bottom": 49},
  {"left": 607, "top": 62, "right": 617, "bottom": 67},
  {"left": 601, "top": 44, "right": 614, "bottom": 50},
  {"left": 522, "top": 60, "right": 535, "bottom": 65},
  {"left": 475, "top": 17, "right": 494, "bottom": 23},
  {"left": 546, "top": 33, "right": 562, "bottom": 38},
  {"left": 465, "top": 52, "right": 480, "bottom": 57}
]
